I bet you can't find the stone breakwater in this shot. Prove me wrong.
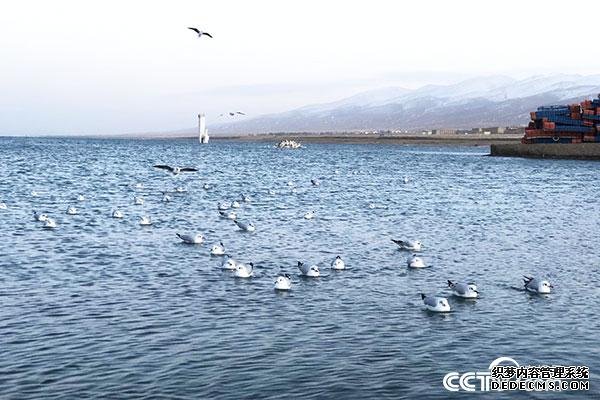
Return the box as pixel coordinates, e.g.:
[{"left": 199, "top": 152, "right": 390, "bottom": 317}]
[{"left": 491, "top": 143, "right": 600, "bottom": 160}]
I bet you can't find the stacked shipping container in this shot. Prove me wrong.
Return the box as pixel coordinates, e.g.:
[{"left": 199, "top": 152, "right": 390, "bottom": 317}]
[{"left": 522, "top": 94, "right": 600, "bottom": 144}]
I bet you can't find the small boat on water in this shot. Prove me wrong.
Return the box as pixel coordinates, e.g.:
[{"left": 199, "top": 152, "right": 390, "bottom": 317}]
[{"left": 276, "top": 140, "right": 302, "bottom": 149}]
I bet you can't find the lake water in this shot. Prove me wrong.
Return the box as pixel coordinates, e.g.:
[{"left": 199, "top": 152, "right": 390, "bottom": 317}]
[{"left": 0, "top": 137, "right": 598, "bottom": 399}]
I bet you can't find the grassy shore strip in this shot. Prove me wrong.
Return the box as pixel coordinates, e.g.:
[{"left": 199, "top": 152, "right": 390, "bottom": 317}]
[{"left": 211, "top": 133, "right": 523, "bottom": 146}]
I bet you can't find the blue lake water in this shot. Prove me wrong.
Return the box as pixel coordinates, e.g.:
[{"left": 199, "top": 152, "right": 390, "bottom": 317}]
[{"left": 0, "top": 137, "right": 598, "bottom": 399}]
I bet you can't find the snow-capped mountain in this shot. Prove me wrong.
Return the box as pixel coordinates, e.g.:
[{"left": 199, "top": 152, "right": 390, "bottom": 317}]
[{"left": 209, "top": 74, "right": 600, "bottom": 133}]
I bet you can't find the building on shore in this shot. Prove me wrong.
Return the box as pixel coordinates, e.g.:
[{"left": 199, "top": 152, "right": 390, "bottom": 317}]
[{"left": 431, "top": 129, "right": 457, "bottom": 135}]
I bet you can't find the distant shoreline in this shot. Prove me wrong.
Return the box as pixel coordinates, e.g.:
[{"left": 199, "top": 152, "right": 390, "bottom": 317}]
[
  {"left": 209, "top": 133, "right": 523, "bottom": 146},
  {"left": 0, "top": 133, "right": 523, "bottom": 146}
]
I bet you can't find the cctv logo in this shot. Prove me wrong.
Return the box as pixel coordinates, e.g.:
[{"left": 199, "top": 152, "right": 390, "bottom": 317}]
[{"left": 443, "top": 357, "right": 519, "bottom": 392}]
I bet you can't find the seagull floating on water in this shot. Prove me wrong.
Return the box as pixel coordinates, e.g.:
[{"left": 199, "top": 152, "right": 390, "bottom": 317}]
[
  {"left": 44, "top": 218, "right": 57, "bottom": 229},
  {"left": 234, "top": 262, "right": 254, "bottom": 278},
  {"left": 219, "top": 210, "right": 237, "bottom": 220},
  {"left": 234, "top": 219, "right": 255, "bottom": 232},
  {"left": 447, "top": 280, "right": 479, "bottom": 298},
  {"left": 231, "top": 201, "right": 240, "bottom": 208},
  {"left": 241, "top": 194, "right": 250, "bottom": 202},
  {"left": 187, "top": 27, "right": 213, "bottom": 38},
  {"left": 203, "top": 183, "right": 211, "bottom": 190},
  {"left": 407, "top": 254, "right": 426, "bottom": 268},
  {"left": 162, "top": 192, "right": 172, "bottom": 203},
  {"left": 274, "top": 274, "right": 292, "bottom": 290},
  {"left": 154, "top": 165, "right": 198, "bottom": 176},
  {"left": 139, "top": 216, "right": 152, "bottom": 226},
  {"left": 311, "top": 178, "right": 320, "bottom": 186},
  {"left": 392, "top": 239, "right": 423, "bottom": 251},
  {"left": 297, "top": 261, "right": 320, "bottom": 277},
  {"left": 112, "top": 209, "right": 124, "bottom": 219},
  {"left": 176, "top": 232, "right": 204, "bottom": 244},
  {"left": 66, "top": 206, "right": 78, "bottom": 215},
  {"left": 77, "top": 194, "right": 85, "bottom": 201},
  {"left": 0, "top": 202, "right": 7, "bottom": 210},
  {"left": 421, "top": 294, "right": 451, "bottom": 312},
  {"left": 175, "top": 187, "right": 187, "bottom": 193},
  {"left": 303, "top": 210, "right": 315, "bottom": 220},
  {"left": 33, "top": 211, "right": 49, "bottom": 222},
  {"left": 218, "top": 202, "right": 230, "bottom": 210},
  {"left": 523, "top": 276, "right": 553, "bottom": 294},
  {"left": 220, "top": 255, "right": 237, "bottom": 270},
  {"left": 331, "top": 256, "right": 345, "bottom": 270},
  {"left": 134, "top": 196, "right": 144, "bottom": 205},
  {"left": 211, "top": 242, "right": 225, "bottom": 256}
]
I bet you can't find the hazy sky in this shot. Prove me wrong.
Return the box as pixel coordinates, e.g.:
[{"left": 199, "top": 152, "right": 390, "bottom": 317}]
[{"left": 2, "top": 0, "right": 600, "bottom": 135}]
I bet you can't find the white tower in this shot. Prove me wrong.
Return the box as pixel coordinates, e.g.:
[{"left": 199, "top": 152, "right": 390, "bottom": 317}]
[{"left": 198, "top": 113, "right": 209, "bottom": 144}]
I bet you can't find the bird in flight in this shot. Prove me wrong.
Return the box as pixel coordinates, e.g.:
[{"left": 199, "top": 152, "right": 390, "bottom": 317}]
[
  {"left": 153, "top": 165, "right": 198, "bottom": 175},
  {"left": 188, "top": 27, "right": 213, "bottom": 38}
]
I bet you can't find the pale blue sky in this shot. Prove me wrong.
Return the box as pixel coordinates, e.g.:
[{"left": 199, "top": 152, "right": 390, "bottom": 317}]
[{"left": 1, "top": 0, "right": 599, "bottom": 135}]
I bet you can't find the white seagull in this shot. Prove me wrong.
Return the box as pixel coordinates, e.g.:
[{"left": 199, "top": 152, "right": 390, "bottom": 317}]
[
  {"left": 219, "top": 210, "right": 237, "bottom": 220},
  {"left": 77, "top": 194, "right": 85, "bottom": 201},
  {"left": 392, "top": 239, "right": 423, "bottom": 251},
  {"left": 311, "top": 178, "right": 320, "bottom": 186},
  {"left": 66, "top": 206, "right": 78, "bottom": 215},
  {"left": 134, "top": 196, "right": 144, "bottom": 205},
  {"left": 187, "top": 27, "right": 213, "bottom": 38},
  {"left": 331, "top": 256, "right": 346, "bottom": 270},
  {"left": 274, "top": 274, "right": 292, "bottom": 290},
  {"left": 233, "top": 262, "right": 254, "bottom": 278},
  {"left": 407, "top": 254, "right": 426, "bottom": 268},
  {"left": 153, "top": 164, "right": 198, "bottom": 175},
  {"left": 211, "top": 242, "right": 226, "bottom": 256},
  {"left": 231, "top": 201, "right": 240, "bottom": 208},
  {"left": 33, "top": 211, "right": 49, "bottom": 222},
  {"left": 162, "top": 192, "right": 172, "bottom": 203},
  {"left": 523, "top": 276, "right": 553, "bottom": 294},
  {"left": 220, "top": 255, "right": 237, "bottom": 270},
  {"left": 139, "top": 216, "right": 152, "bottom": 226},
  {"left": 303, "top": 210, "right": 315, "bottom": 220},
  {"left": 297, "top": 261, "right": 320, "bottom": 277},
  {"left": 447, "top": 280, "right": 479, "bottom": 298},
  {"left": 421, "top": 294, "right": 451, "bottom": 312},
  {"left": 44, "top": 218, "right": 57, "bottom": 229},
  {"left": 241, "top": 194, "right": 251, "bottom": 202},
  {"left": 176, "top": 232, "right": 204, "bottom": 244},
  {"left": 234, "top": 219, "right": 255, "bottom": 232},
  {"left": 112, "top": 209, "right": 124, "bottom": 219},
  {"left": 0, "top": 202, "right": 6, "bottom": 210},
  {"left": 218, "top": 202, "right": 231, "bottom": 210}
]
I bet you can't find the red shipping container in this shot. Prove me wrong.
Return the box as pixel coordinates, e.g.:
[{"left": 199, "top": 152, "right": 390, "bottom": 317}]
[{"left": 543, "top": 121, "right": 555, "bottom": 130}]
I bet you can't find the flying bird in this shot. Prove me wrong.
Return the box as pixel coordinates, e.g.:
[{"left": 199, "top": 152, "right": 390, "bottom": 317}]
[
  {"left": 153, "top": 165, "right": 198, "bottom": 175},
  {"left": 188, "top": 27, "right": 213, "bottom": 38}
]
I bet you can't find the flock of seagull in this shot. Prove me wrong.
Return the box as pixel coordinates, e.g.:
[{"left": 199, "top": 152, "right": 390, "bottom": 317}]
[
  {"left": 390, "top": 238, "right": 553, "bottom": 312},
  {"left": 8, "top": 161, "right": 555, "bottom": 314}
]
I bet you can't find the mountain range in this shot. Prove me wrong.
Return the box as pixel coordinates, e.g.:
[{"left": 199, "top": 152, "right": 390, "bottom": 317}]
[{"left": 207, "top": 74, "right": 600, "bottom": 134}]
